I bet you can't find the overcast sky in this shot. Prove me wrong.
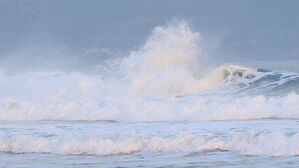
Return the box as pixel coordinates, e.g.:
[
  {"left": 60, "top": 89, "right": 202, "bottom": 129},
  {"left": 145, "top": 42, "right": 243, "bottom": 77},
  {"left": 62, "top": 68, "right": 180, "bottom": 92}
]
[{"left": 0, "top": 0, "right": 299, "bottom": 72}]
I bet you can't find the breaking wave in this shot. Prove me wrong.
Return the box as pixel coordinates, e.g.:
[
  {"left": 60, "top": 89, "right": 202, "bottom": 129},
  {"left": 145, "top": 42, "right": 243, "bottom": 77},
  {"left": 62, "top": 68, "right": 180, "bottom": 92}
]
[{"left": 0, "top": 19, "right": 299, "bottom": 122}]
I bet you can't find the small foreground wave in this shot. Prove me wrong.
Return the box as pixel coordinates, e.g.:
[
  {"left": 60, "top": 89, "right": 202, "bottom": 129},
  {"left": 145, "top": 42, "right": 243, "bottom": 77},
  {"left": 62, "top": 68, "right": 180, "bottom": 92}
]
[{"left": 0, "top": 131, "right": 298, "bottom": 157}]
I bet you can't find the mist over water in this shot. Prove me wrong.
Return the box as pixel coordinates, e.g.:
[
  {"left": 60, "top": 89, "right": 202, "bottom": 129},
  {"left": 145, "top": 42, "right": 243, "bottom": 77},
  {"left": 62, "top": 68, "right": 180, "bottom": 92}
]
[{"left": 1, "top": 0, "right": 299, "bottom": 73}]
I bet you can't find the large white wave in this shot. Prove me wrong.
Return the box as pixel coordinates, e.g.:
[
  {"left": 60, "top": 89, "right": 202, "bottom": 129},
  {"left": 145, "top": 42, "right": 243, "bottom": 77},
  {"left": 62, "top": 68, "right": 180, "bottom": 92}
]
[{"left": 0, "top": 20, "right": 299, "bottom": 121}]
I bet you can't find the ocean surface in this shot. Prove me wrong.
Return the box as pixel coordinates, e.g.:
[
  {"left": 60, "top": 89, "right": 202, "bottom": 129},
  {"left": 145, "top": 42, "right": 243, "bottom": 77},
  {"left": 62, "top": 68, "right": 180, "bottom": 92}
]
[{"left": 1, "top": 20, "right": 299, "bottom": 167}]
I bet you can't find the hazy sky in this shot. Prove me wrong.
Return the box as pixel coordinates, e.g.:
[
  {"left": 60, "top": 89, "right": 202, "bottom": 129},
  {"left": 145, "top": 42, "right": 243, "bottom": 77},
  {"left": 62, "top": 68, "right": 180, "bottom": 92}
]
[{"left": 0, "top": 0, "right": 299, "bottom": 72}]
